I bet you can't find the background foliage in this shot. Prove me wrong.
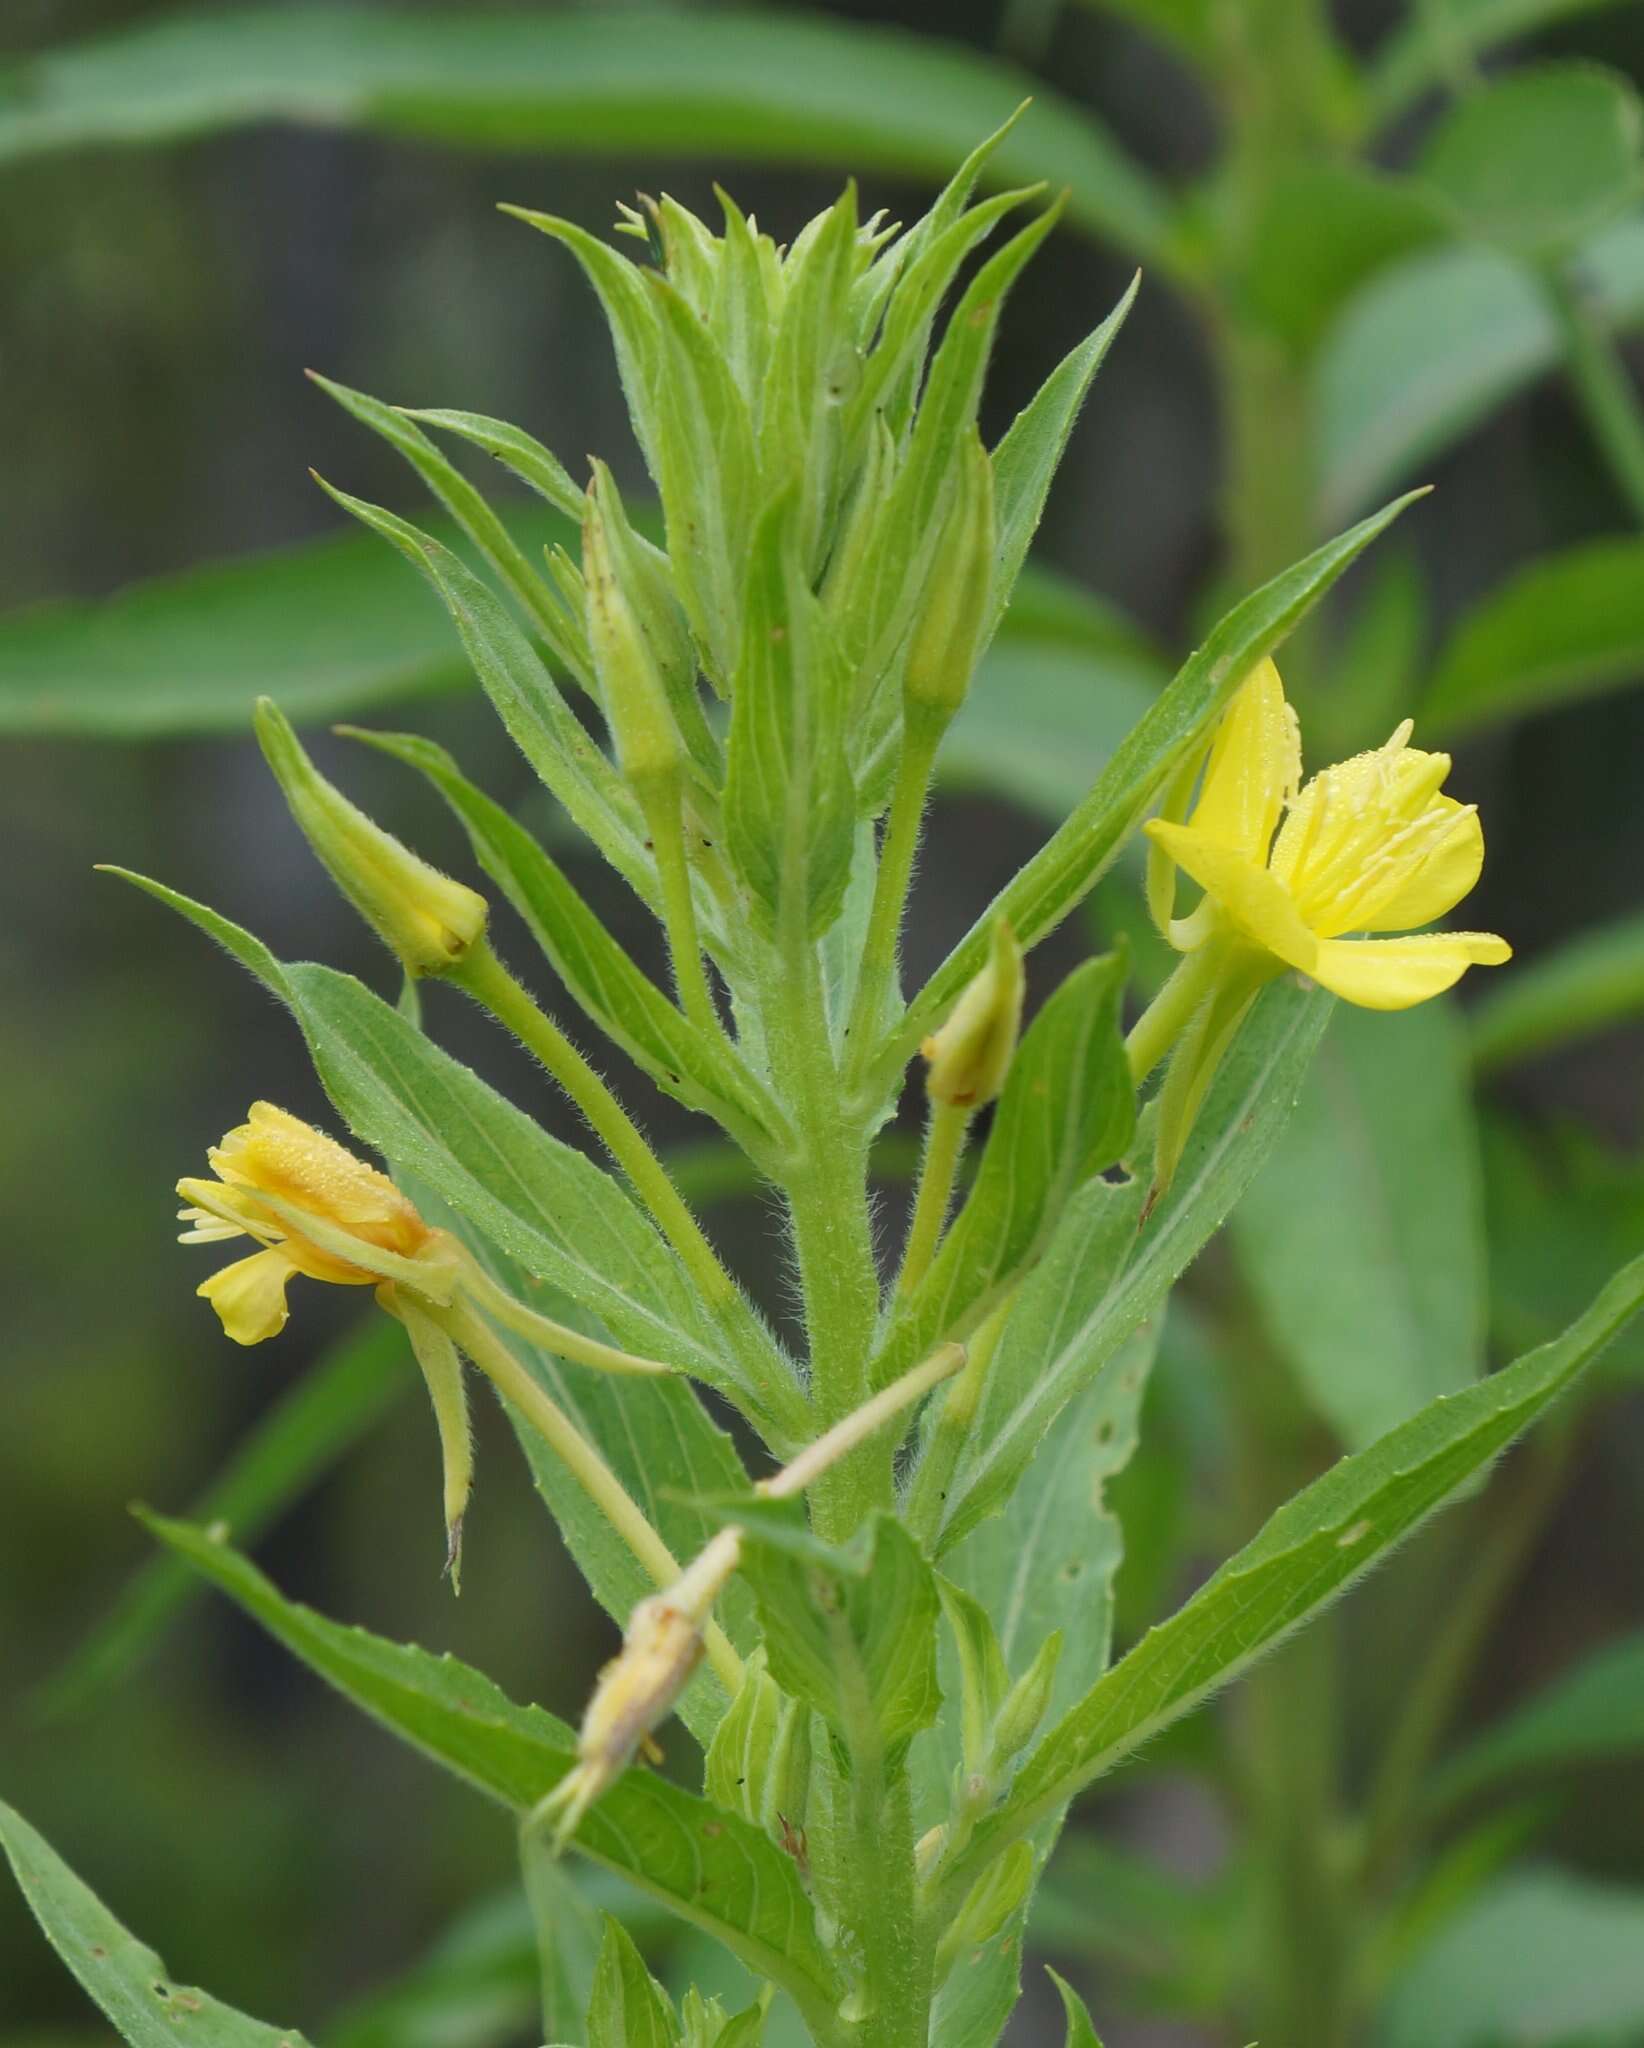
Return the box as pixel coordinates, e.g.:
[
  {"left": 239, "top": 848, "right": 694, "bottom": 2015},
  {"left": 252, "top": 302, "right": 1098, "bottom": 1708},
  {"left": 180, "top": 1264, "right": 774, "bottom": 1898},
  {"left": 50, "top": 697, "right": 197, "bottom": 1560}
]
[{"left": 2, "top": 0, "right": 1643, "bottom": 2043}]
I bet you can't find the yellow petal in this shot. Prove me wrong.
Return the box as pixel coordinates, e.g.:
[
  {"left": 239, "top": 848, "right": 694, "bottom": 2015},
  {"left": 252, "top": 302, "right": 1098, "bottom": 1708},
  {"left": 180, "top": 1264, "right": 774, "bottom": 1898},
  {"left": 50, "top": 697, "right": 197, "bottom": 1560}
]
[
  {"left": 1349, "top": 799, "right": 1485, "bottom": 935},
  {"left": 1272, "top": 736, "right": 1458, "bottom": 934},
  {"left": 198, "top": 1247, "right": 297, "bottom": 1345},
  {"left": 1307, "top": 931, "right": 1512, "bottom": 1011},
  {"left": 1186, "top": 660, "right": 1300, "bottom": 862},
  {"left": 1144, "top": 820, "right": 1318, "bottom": 975}
]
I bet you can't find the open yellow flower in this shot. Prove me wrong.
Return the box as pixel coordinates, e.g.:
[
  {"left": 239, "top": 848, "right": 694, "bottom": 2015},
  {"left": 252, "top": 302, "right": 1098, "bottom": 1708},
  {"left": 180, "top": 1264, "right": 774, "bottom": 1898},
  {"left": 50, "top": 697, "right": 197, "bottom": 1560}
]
[
  {"left": 1145, "top": 660, "right": 1510, "bottom": 1010},
  {"left": 177, "top": 1103, "right": 439, "bottom": 1344}
]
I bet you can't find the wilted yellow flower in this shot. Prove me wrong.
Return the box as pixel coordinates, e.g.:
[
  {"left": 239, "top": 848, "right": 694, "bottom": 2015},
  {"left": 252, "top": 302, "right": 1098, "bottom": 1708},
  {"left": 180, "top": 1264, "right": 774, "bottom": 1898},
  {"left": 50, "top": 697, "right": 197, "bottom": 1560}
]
[
  {"left": 178, "top": 1103, "right": 441, "bottom": 1345},
  {"left": 537, "top": 1527, "right": 742, "bottom": 1846},
  {"left": 1146, "top": 660, "right": 1510, "bottom": 1009}
]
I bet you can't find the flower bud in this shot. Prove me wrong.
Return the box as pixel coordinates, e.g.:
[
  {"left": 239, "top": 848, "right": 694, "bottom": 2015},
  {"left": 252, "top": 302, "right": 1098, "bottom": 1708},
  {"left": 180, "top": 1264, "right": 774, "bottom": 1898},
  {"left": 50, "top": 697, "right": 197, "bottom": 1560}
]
[
  {"left": 921, "top": 917, "right": 1025, "bottom": 1109},
  {"left": 940, "top": 1840, "right": 1035, "bottom": 1965},
  {"left": 990, "top": 1629, "right": 1062, "bottom": 1767},
  {"left": 538, "top": 1528, "right": 742, "bottom": 1846},
  {"left": 903, "top": 431, "right": 996, "bottom": 728},
  {"left": 255, "top": 699, "right": 487, "bottom": 977},
  {"left": 583, "top": 467, "right": 685, "bottom": 790}
]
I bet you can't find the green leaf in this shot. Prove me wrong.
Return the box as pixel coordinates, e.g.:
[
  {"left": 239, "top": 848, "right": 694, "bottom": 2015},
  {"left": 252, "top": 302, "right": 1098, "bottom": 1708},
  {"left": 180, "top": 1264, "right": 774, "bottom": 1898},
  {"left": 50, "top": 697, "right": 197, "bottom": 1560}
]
[
  {"left": 723, "top": 490, "right": 856, "bottom": 941},
  {"left": 0, "top": 1799, "right": 312, "bottom": 2048},
  {"left": 0, "top": 513, "right": 547, "bottom": 738},
  {"left": 343, "top": 727, "right": 780, "bottom": 1149},
  {"left": 948, "top": 1249, "right": 1644, "bottom": 1887},
  {"left": 587, "top": 1919, "right": 679, "bottom": 2048},
  {"left": 1047, "top": 1969, "right": 1105, "bottom": 2046},
  {"left": 309, "top": 372, "right": 589, "bottom": 684},
  {"left": 1239, "top": 164, "right": 1447, "bottom": 356},
  {"left": 34, "top": 1317, "right": 404, "bottom": 1720},
  {"left": 1376, "top": 1866, "right": 1644, "bottom": 2048},
  {"left": 1431, "top": 1631, "right": 1644, "bottom": 1811},
  {"left": 1417, "top": 64, "right": 1643, "bottom": 260},
  {"left": 1369, "top": 0, "right": 1637, "bottom": 124},
  {"left": 1472, "top": 907, "right": 1644, "bottom": 1071},
  {"left": 316, "top": 485, "right": 653, "bottom": 904},
  {"left": 738, "top": 1510, "right": 942, "bottom": 1759},
  {"left": 1231, "top": 1000, "right": 1485, "bottom": 1449},
  {"left": 703, "top": 1650, "right": 812, "bottom": 1841},
  {"left": 888, "top": 493, "right": 1424, "bottom": 1079},
  {"left": 876, "top": 952, "right": 1132, "bottom": 1387},
  {"left": 0, "top": 8, "right": 1168, "bottom": 258},
  {"left": 142, "top": 1514, "right": 839, "bottom": 2026},
  {"left": 929, "top": 979, "right": 1333, "bottom": 1552},
  {"left": 402, "top": 407, "right": 587, "bottom": 522},
  {"left": 1314, "top": 218, "right": 1644, "bottom": 525},
  {"left": 989, "top": 277, "right": 1139, "bottom": 630},
  {"left": 1422, "top": 536, "right": 1644, "bottom": 740},
  {"left": 330, "top": 1884, "right": 544, "bottom": 2048},
  {"left": 519, "top": 1843, "right": 602, "bottom": 2048}
]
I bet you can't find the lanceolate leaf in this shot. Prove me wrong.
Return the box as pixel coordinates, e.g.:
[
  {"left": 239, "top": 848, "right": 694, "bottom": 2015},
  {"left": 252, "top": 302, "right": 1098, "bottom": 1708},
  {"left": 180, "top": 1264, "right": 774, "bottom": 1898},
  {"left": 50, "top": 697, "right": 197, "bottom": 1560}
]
[
  {"left": 108, "top": 871, "right": 785, "bottom": 1421},
  {"left": 141, "top": 1517, "right": 839, "bottom": 2028},
  {"left": 1048, "top": 1969, "right": 1105, "bottom": 2046},
  {"left": 944, "top": 1249, "right": 1644, "bottom": 1894},
  {"left": 927, "top": 979, "right": 1334, "bottom": 1552},
  {"left": 586, "top": 1918, "right": 679, "bottom": 2048},
  {"left": 884, "top": 492, "right": 1424, "bottom": 1082},
  {"left": 874, "top": 951, "right": 1132, "bottom": 1389},
  {"left": 343, "top": 727, "right": 783, "bottom": 1152},
  {"left": 0, "top": 8, "right": 1168, "bottom": 257},
  {"left": 0, "top": 1800, "right": 313, "bottom": 2048},
  {"left": 1431, "top": 1630, "right": 1644, "bottom": 1811}
]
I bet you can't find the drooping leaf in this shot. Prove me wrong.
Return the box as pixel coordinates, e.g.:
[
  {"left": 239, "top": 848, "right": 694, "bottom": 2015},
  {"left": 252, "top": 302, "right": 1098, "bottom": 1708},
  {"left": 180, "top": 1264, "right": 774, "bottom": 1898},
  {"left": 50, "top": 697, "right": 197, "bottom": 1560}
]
[
  {"left": 926, "top": 979, "right": 1333, "bottom": 1551},
  {"left": 0, "top": 8, "right": 1168, "bottom": 257},
  {"left": 1416, "top": 63, "right": 1643, "bottom": 261},
  {"left": 1232, "top": 1000, "right": 1486, "bottom": 1449},
  {"left": 1431, "top": 1630, "right": 1644, "bottom": 1811},
  {"left": 35, "top": 1318, "right": 405, "bottom": 1719},
  {"left": 0, "top": 1800, "right": 313, "bottom": 2048},
  {"left": 944, "top": 1249, "right": 1644, "bottom": 1889},
  {"left": 142, "top": 1515, "right": 839, "bottom": 2028},
  {"left": 875, "top": 951, "right": 1132, "bottom": 1388},
  {"left": 1314, "top": 219, "right": 1644, "bottom": 524},
  {"left": 1422, "top": 537, "right": 1644, "bottom": 740},
  {"left": 884, "top": 494, "right": 1423, "bottom": 1083}
]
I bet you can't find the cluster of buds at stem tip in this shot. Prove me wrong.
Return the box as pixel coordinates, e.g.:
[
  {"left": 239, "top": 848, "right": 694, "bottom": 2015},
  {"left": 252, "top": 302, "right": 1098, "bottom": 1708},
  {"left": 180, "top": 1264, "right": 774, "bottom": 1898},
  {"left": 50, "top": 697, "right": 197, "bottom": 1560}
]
[
  {"left": 177, "top": 1104, "right": 677, "bottom": 1590},
  {"left": 255, "top": 698, "right": 488, "bottom": 979},
  {"left": 534, "top": 1527, "right": 744, "bottom": 1850},
  {"left": 921, "top": 916, "right": 1024, "bottom": 1108}
]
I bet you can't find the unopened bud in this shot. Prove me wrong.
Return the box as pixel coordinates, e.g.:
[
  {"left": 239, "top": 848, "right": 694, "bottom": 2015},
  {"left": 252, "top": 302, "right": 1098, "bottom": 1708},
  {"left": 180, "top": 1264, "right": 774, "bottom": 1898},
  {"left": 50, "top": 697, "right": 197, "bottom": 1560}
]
[
  {"left": 537, "top": 1528, "right": 742, "bottom": 1846},
  {"left": 583, "top": 466, "right": 685, "bottom": 789},
  {"left": 991, "top": 1629, "right": 1062, "bottom": 1766},
  {"left": 904, "top": 431, "right": 996, "bottom": 726},
  {"left": 940, "top": 1840, "right": 1035, "bottom": 1966},
  {"left": 921, "top": 917, "right": 1024, "bottom": 1108},
  {"left": 255, "top": 699, "right": 487, "bottom": 977}
]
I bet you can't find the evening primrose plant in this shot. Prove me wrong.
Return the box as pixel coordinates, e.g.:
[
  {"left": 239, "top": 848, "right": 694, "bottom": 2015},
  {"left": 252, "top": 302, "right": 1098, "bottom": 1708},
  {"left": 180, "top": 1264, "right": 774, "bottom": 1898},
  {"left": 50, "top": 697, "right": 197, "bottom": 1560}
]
[{"left": 24, "top": 126, "right": 1644, "bottom": 2048}]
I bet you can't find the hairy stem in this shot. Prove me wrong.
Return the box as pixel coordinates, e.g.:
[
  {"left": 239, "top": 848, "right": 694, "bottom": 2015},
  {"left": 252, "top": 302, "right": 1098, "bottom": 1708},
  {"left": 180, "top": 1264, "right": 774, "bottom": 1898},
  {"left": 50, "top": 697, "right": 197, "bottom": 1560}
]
[{"left": 897, "top": 1099, "right": 971, "bottom": 1296}]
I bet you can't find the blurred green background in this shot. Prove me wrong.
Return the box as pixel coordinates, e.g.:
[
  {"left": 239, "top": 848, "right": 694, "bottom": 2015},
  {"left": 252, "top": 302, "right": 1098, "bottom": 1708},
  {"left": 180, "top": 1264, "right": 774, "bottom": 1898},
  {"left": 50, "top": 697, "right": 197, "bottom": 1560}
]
[{"left": 3, "top": 2, "right": 1644, "bottom": 2044}]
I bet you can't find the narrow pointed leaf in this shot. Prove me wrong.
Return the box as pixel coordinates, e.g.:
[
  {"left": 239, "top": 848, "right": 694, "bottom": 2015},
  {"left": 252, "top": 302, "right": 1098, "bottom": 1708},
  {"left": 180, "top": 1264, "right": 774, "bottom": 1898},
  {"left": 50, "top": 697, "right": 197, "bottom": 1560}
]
[
  {"left": 1048, "top": 1969, "right": 1105, "bottom": 2046},
  {"left": 140, "top": 1516, "right": 838, "bottom": 2024},
  {"left": 946, "top": 1249, "right": 1644, "bottom": 1889},
  {"left": 0, "top": 1800, "right": 313, "bottom": 2048},
  {"left": 587, "top": 1918, "right": 679, "bottom": 2048}
]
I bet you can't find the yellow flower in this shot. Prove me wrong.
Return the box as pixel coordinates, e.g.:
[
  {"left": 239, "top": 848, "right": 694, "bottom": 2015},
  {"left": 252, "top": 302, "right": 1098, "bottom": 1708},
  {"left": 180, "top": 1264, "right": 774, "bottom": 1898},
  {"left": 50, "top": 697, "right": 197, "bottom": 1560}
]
[
  {"left": 178, "top": 1103, "right": 439, "bottom": 1345},
  {"left": 1145, "top": 660, "right": 1510, "bottom": 1010}
]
